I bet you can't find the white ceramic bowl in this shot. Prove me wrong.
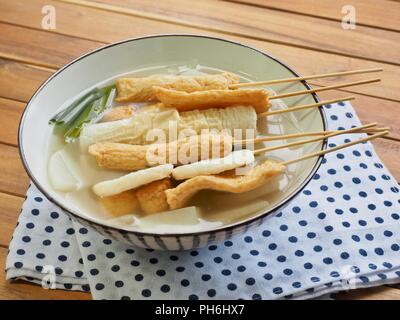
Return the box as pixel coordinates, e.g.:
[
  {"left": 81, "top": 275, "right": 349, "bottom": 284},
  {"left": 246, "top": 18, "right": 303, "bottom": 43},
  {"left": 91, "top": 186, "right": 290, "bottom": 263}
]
[{"left": 19, "top": 35, "right": 327, "bottom": 250}]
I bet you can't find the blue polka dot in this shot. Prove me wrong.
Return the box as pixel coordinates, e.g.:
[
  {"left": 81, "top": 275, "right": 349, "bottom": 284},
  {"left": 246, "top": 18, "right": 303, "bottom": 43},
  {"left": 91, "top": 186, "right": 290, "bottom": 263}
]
[
  {"left": 333, "top": 239, "right": 342, "bottom": 245},
  {"left": 309, "top": 201, "right": 318, "bottom": 208},
  {"left": 272, "top": 287, "right": 283, "bottom": 295},
  {"left": 352, "top": 235, "right": 360, "bottom": 242},
  {"left": 343, "top": 165, "right": 351, "bottom": 172},
  {"left": 374, "top": 248, "right": 384, "bottom": 256},
  {"left": 246, "top": 277, "right": 256, "bottom": 285},
  {"left": 244, "top": 236, "right": 253, "bottom": 243},
  {"left": 318, "top": 212, "right": 326, "bottom": 220},
  {"left": 340, "top": 252, "right": 350, "bottom": 259},
  {"left": 295, "top": 250, "right": 304, "bottom": 257},
  {"left": 359, "top": 249, "right": 368, "bottom": 257},
  {"left": 313, "top": 245, "right": 323, "bottom": 252},
  {"left": 304, "top": 263, "right": 313, "bottom": 269},
  {"left": 288, "top": 236, "right": 298, "bottom": 243},
  {"left": 307, "top": 232, "right": 316, "bottom": 239},
  {"left": 224, "top": 241, "right": 233, "bottom": 247},
  {"left": 391, "top": 244, "right": 399, "bottom": 251},
  {"left": 214, "top": 257, "right": 222, "bottom": 263},
  {"left": 238, "top": 265, "right": 246, "bottom": 272},
  {"left": 323, "top": 257, "right": 333, "bottom": 264},
  {"left": 350, "top": 207, "right": 358, "bottom": 213},
  {"left": 227, "top": 283, "right": 237, "bottom": 291},
  {"left": 277, "top": 255, "right": 286, "bottom": 262},
  {"left": 262, "top": 230, "right": 271, "bottom": 237},
  {"left": 280, "top": 224, "right": 288, "bottom": 231},
  {"left": 327, "top": 169, "right": 336, "bottom": 175},
  {"left": 384, "top": 230, "right": 393, "bottom": 237},
  {"left": 375, "top": 217, "right": 384, "bottom": 223},
  {"left": 384, "top": 201, "right": 393, "bottom": 207},
  {"left": 221, "top": 269, "right": 231, "bottom": 276},
  {"left": 358, "top": 220, "right": 367, "bottom": 226},
  {"left": 335, "top": 209, "right": 344, "bottom": 215},
  {"left": 283, "top": 269, "right": 293, "bottom": 276},
  {"left": 268, "top": 243, "right": 277, "bottom": 250},
  {"left": 320, "top": 185, "right": 328, "bottom": 191},
  {"left": 264, "top": 273, "right": 273, "bottom": 280},
  {"left": 299, "top": 220, "right": 308, "bottom": 226},
  {"left": 342, "top": 221, "right": 351, "bottom": 228}
]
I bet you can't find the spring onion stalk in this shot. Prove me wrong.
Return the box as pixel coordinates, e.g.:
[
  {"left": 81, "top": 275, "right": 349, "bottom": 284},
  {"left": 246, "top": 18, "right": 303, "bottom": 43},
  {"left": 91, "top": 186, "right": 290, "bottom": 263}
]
[
  {"left": 64, "top": 87, "right": 116, "bottom": 142},
  {"left": 49, "top": 85, "right": 116, "bottom": 143}
]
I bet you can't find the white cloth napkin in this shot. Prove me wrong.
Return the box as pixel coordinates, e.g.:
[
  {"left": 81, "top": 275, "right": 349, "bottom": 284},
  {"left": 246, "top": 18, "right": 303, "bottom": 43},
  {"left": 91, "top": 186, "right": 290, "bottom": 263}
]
[{"left": 6, "top": 102, "right": 400, "bottom": 299}]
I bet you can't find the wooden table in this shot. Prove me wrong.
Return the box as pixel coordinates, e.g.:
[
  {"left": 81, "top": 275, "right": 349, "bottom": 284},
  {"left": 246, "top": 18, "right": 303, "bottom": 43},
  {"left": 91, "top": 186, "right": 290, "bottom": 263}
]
[{"left": 0, "top": 0, "right": 399, "bottom": 300}]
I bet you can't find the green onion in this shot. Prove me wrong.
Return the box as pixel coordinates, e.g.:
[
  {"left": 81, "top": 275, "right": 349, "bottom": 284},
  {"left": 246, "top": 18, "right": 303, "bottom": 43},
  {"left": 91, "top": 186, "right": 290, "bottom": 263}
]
[{"left": 49, "top": 85, "right": 116, "bottom": 143}]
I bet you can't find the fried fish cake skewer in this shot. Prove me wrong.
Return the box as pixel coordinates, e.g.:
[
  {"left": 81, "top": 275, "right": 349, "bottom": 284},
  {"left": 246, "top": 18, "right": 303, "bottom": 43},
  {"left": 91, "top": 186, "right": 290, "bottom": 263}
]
[
  {"left": 100, "top": 106, "right": 136, "bottom": 122},
  {"left": 165, "top": 160, "right": 285, "bottom": 210},
  {"left": 100, "top": 179, "right": 172, "bottom": 216},
  {"left": 154, "top": 87, "right": 270, "bottom": 113},
  {"left": 80, "top": 105, "right": 257, "bottom": 149},
  {"left": 88, "top": 133, "right": 233, "bottom": 171},
  {"left": 116, "top": 72, "right": 240, "bottom": 102},
  {"left": 136, "top": 178, "right": 172, "bottom": 214},
  {"left": 100, "top": 189, "right": 139, "bottom": 216}
]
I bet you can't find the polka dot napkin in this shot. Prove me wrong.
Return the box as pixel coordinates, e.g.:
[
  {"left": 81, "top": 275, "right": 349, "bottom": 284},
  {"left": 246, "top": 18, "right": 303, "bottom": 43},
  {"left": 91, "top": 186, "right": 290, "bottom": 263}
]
[{"left": 6, "top": 102, "right": 400, "bottom": 299}]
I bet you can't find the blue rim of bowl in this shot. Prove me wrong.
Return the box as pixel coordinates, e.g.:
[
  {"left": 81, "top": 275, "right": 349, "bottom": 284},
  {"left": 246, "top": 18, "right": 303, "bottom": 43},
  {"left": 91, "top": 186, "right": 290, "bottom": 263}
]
[{"left": 18, "top": 34, "right": 328, "bottom": 238}]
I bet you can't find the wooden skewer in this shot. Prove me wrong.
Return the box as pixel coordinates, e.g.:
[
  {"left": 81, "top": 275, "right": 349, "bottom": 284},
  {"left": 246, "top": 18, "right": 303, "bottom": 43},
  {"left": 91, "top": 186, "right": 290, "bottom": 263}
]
[
  {"left": 253, "top": 123, "right": 377, "bottom": 155},
  {"left": 237, "top": 123, "right": 379, "bottom": 145},
  {"left": 229, "top": 68, "right": 383, "bottom": 89},
  {"left": 282, "top": 131, "right": 388, "bottom": 166},
  {"left": 258, "top": 96, "right": 355, "bottom": 117},
  {"left": 269, "top": 78, "right": 380, "bottom": 100}
]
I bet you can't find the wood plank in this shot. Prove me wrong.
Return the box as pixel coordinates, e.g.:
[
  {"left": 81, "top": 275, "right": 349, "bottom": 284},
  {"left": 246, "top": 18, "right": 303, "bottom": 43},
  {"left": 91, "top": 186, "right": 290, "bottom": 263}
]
[
  {"left": 0, "top": 144, "right": 29, "bottom": 196},
  {"left": 0, "top": 22, "right": 103, "bottom": 69},
  {"left": 225, "top": 0, "right": 400, "bottom": 32},
  {"left": 1, "top": 1, "right": 400, "bottom": 102},
  {"left": 0, "top": 97, "right": 25, "bottom": 146},
  {"left": 335, "top": 286, "right": 400, "bottom": 300},
  {"left": 0, "top": 192, "right": 24, "bottom": 248},
  {"left": 84, "top": 0, "right": 400, "bottom": 65},
  {"left": 0, "top": 247, "right": 90, "bottom": 299},
  {"left": 0, "top": 59, "right": 52, "bottom": 102}
]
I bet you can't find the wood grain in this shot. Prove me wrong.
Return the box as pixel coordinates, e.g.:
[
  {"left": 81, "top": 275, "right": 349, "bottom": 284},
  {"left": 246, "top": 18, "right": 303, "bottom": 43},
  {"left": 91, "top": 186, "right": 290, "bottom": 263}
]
[
  {"left": 0, "top": 22, "right": 102, "bottom": 69},
  {"left": 0, "top": 59, "right": 52, "bottom": 102},
  {"left": 0, "top": 193, "right": 23, "bottom": 248},
  {"left": 0, "top": 97, "right": 25, "bottom": 146},
  {"left": 1, "top": 1, "right": 400, "bottom": 102},
  {"left": 335, "top": 286, "right": 400, "bottom": 300},
  {"left": 0, "top": 247, "right": 90, "bottom": 300},
  {"left": 0, "top": 144, "right": 29, "bottom": 196},
  {"left": 84, "top": 0, "right": 400, "bottom": 65},
  {"left": 225, "top": 0, "right": 400, "bottom": 32}
]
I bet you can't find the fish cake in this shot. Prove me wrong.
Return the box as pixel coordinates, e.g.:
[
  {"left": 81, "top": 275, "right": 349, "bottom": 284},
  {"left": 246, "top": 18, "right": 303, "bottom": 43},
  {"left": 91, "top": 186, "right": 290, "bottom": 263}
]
[
  {"left": 100, "top": 190, "right": 139, "bottom": 216},
  {"left": 136, "top": 178, "right": 172, "bottom": 214},
  {"left": 101, "top": 106, "right": 135, "bottom": 122},
  {"left": 166, "top": 160, "right": 285, "bottom": 210},
  {"left": 116, "top": 72, "right": 240, "bottom": 102},
  {"left": 154, "top": 87, "right": 270, "bottom": 113}
]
